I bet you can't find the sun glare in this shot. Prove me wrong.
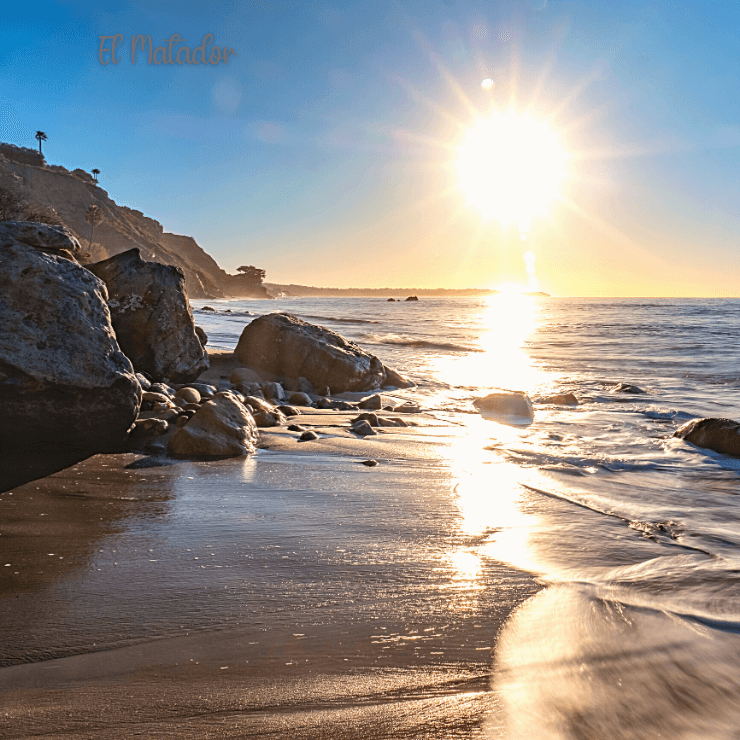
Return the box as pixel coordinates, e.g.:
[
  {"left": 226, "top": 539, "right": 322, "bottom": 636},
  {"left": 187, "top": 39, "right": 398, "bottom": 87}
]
[{"left": 457, "top": 111, "right": 566, "bottom": 230}]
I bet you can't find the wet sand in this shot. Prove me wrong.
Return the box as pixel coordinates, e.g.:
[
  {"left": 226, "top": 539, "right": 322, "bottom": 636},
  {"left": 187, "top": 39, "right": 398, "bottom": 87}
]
[{"left": 0, "top": 409, "right": 539, "bottom": 738}]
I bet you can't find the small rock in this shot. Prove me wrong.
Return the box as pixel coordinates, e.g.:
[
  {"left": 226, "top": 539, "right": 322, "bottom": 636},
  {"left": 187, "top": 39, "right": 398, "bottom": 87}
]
[
  {"left": 136, "top": 373, "right": 152, "bottom": 391},
  {"left": 134, "top": 418, "right": 169, "bottom": 435},
  {"left": 287, "top": 424, "right": 307, "bottom": 432},
  {"left": 157, "top": 409, "right": 179, "bottom": 422},
  {"left": 252, "top": 410, "right": 287, "bottom": 428},
  {"left": 359, "top": 394, "right": 383, "bottom": 410},
  {"left": 175, "top": 387, "right": 201, "bottom": 405},
  {"left": 351, "top": 419, "right": 377, "bottom": 436},
  {"left": 175, "top": 414, "right": 190, "bottom": 428},
  {"left": 150, "top": 383, "right": 175, "bottom": 398},
  {"left": 395, "top": 401, "right": 421, "bottom": 414},
  {"left": 299, "top": 430, "right": 319, "bottom": 442},
  {"left": 387, "top": 298, "right": 395, "bottom": 302},
  {"left": 473, "top": 392, "right": 533, "bottom": 420},
  {"left": 539, "top": 393, "right": 578, "bottom": 406},
  {"left": 353, "top": 412, "right": 379, "bottom": 427},
  {"left": 610, "top": 383, "right": 646, "bottom": 394},
  {"left": 186, "top": 383, "right": 217, "bottom": 399},
  {"left": 184, "top": 403, "right": 201, "bottom": 412},
  {"left": 195, "top": 326, "right": 208, "bottom": 346},
  {"left": 288, "top": 392, "right": 313, "bottom": 407},
  {"left": 261, "top": 381, "right": 285, "bottom": 402},
  {"left": 242, "top": 395, "right": 274, "bottom": 415},
  {"left": 276, "top": 405, "right": 300, "bottom": 416},
  {"left": 361, "top": 459, "right": 378, "bottom": 466},
  {"left": 142, "top": 391, "right": 171, "bottom": 405},
  {"left": 405, "top": 295, "right": 419, "bottom": 301}
]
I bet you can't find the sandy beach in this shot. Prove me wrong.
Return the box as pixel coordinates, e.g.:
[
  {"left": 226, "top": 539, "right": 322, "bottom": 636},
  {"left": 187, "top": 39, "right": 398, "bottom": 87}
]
[{"left": 0, "top": 397, "right": 539, "bottom": 739}]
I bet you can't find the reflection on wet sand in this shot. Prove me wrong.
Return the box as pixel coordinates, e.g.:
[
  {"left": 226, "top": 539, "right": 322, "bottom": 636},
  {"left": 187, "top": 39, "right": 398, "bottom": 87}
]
[{"left": 0, "top": 432, "right": 540, "bottom": 738}]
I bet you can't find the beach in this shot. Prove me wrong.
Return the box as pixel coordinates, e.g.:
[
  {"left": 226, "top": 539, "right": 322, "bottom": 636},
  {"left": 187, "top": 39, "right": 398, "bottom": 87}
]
[
  {"left": 0, "top": 406, "right": 537, "bottom": 738},
  {"left": 5, "top": 295, "right": 740, "bottom": 738}
]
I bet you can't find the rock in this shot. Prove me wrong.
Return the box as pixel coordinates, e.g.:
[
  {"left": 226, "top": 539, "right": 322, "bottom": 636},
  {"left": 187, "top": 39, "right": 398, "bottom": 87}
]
[
  {"left": 150, "top": 382, "right": 175, "bottom": 397},
  {"left": 157, "top": 408, "right": 180, "bottom": 422},
  {"left": 175, "top": 414, "right": 190, "bottom": 428},
  {"left": 168, "top": 394, "right": 258, "bottom": 458},
  {"left": 351, "top": 419, "right": 377, "bottom": 436},
  {"left": 185, "top": 383, "right": 217, "bottom": 399},
  {"left": 287, "top": 424, "right": 307, "bottom": 432},
  {"left": 387, "top": 298, "right": 395, "bottom": 302},
  {"left": 230, "top": 367, "right": 262, "bottom": 386},
  {"left": 235, "top": 312, "right": 406, "bottom": 393},
  {"left": 382, "top": 366, "right": 410, "bottom": 389},
  {"left": 610, "top": 383, "right": 646, "bottom": 394},
  {"left": 201, "top": 306, "right": 216, "bottom": 312},
  {"left": 299, "top": 430, "right": 319, "bottom": 442},
  {"left": 395, "top": 401, "right": 421, "bottom": 414},
  {"left": 88, "top": 248, "right": 208, "bottom": 383},
  {"left": 0, "top": 227, "right": 141, "bottom": 451},
  {"left": 473, "top": 392, "right": 534, "bottom": 421},
  {"left": 276, "top": 405, "right": 300, "bottom": 416},
  {"left": 260, "top": 381, "right": 285, "bottom": 402},
  {"left": 0, "top": 221, "right": 84, "bottom": 261},
  {"left": 359, "top": 394, "right": 383, "bottom": 410},
  {"left": 183, "top": 403, "right": 201, "bottom": 412},
  {"left": 241, "top": 395, "right": 274, "bottom": 415},
  {"left": 252, "top": 409, "right": 286, "bottom": 427},
  {"left": 378, "top": 417, "right": 407, "bottom": 427},
  {"left": 288, "top": 392, "right": 313, "bottom": 406},
  {"left": 353, "top": 412, "right": 380, "bottom": 427},
  {"left": 539, "top": 393, "right": 579, "bottom": 406},
  {"left": 195, "top": 326, "right": 208, "bottom": 346},
  {"left": 175, "top": 387, "right": 201, "bottom": 404},
  {"left": 405, "top": 296, "right": 419, "bottom": 301},
  {"left": 136, "top": 373, "right": 151, "bottom": 390},
  {"left": 317, "top": 397, "right": 355, "bottom": 410},
  {"left": 674, "top": 418, "right": 740, "bottom": 456},
  {"left": 133, "top": 418, "right": 169, "bottom": 435},
  {"left": 361, "top": 459, "right": 379, "bottom": 466},
  {"left": 142, "top": 391, "right": 171, "bottom": 405}
]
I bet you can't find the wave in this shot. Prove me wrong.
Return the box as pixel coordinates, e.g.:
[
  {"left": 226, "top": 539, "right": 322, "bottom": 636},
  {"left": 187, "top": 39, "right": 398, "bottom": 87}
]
[
  {"left": 300, "top": 314, "right": 381, "bottom": 325},
  {"left": 359, "top": 332, "right": 482, "bottom": 353}
]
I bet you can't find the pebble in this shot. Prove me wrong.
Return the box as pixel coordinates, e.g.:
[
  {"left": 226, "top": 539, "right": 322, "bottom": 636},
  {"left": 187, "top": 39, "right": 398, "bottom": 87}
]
[
  {"left": 361, "top": 459, "right": 378, "bottom": 467},
  {"left": 351, "top": 419, "right": 377, "bottom": 436},
  {"left": 359, "top": 394, "right": 383, "bottom": 410},
  {"left": 299, "top": 430, "right": 319, "bottom": 441},
  {"left": 175, "top": 387, "right": 201, "bottom": 404},
  {"left": 287, "top": 424, "right": 307, "bottom": 432}
]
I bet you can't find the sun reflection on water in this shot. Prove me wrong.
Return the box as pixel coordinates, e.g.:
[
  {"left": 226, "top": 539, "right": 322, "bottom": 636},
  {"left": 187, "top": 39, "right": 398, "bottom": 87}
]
[{"left": 432, "top": 292, "right": 543, "bottom": 394}]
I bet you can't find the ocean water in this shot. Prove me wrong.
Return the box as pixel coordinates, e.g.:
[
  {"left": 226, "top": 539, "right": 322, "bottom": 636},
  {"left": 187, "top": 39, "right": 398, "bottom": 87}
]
[{"left": 194, "top": 294, "right": 740, "bottom": 737}]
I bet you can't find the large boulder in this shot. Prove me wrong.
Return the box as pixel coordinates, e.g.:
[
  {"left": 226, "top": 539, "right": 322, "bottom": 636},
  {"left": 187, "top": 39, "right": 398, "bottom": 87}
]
[
  {"left": 168, "top": 392, "right": 258, "bottom": 458},
  {"left": 0, "top": 221, "right": 85, "bottom": 261},
  {"left": 674, "top": 418, "right": 740, "bottom": 456},
  {"left": 88, "top": 249, "right": 208, "bottom": 384},
  {"left": 235, "top": 312, "right": 408, "bottom": 393},
  {"left": 0, "top": 223, "right": 141, "bottom": 451}
]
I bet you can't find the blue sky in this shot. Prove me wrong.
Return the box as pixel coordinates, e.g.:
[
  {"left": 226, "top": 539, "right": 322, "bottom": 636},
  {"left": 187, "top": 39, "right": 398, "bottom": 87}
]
[{"left": 2, "top": 0, "right": 740, "bottom": 294}]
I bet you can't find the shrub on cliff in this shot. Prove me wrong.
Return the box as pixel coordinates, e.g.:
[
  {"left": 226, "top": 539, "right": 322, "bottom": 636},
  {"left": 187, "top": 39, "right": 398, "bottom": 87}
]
[{"left": 0, "top": 184, "right": 26, "bottom": 221}]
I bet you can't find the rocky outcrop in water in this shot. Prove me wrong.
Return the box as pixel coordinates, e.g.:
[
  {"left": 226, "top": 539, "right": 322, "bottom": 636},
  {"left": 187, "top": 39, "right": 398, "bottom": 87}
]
[
  {"left": 674, "top": 418, "right": 740, "bottom": 456},
  {"left": 235, "top": 312, "right": 410, "bottom": 393},
  {"left": 89, "top": 249, "right": 209, "bottom": 384},
  {"left": 0, "top": 222, "right": 141, "bottom": 451},
  {"left": 474, "top": 392, "right": 534, "bottom": 421}
]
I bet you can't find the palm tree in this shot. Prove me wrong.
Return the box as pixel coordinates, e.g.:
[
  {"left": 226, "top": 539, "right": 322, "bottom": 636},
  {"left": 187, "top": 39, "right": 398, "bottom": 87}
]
[
  {"left": 84, "top": 204, "right": 104, "bottom": 248},
  {"left": 35, "top": 131, "right": 47, "bottom": 156},
  {"left": 91, "top": 169, "right": 100, "bottom": 183}
]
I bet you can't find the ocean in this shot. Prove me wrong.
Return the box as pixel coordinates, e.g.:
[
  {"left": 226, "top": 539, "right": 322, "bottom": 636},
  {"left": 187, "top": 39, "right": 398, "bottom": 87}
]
[{"left": 194, "top": 294, "right": 740, "bottom": 736}]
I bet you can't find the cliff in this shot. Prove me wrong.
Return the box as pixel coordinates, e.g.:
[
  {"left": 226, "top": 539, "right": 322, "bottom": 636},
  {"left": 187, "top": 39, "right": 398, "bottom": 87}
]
[{"left": 0, "top": 143, "right": 269, "bottom": 299}]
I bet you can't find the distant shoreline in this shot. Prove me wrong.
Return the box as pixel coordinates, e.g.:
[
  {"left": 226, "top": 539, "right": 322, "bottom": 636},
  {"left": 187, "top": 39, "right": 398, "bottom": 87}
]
[{"left": 264, "top": 283, "right": 551, "bottom": 298}]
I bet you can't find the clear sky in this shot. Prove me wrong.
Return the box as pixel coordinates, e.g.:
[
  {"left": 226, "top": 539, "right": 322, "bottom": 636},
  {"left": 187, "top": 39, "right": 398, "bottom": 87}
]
[{"left": 2, "top": 0, "right": 740, "bottom": 296}]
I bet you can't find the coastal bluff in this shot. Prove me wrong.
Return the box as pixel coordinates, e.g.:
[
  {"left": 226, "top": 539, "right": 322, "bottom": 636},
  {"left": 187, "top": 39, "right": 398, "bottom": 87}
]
[{"left": 0, "top": 142, "right": 267, "bottom": 300}]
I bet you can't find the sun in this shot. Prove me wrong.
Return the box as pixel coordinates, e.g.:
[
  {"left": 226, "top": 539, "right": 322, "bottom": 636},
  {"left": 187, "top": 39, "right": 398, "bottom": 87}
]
[{"left": 457, "top": 111, "right": 566, "bottom": 230}]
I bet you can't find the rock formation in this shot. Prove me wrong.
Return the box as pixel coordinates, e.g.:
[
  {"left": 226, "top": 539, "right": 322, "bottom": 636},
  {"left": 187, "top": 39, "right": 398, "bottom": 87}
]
[
  {"left": 674, "top": 418, "right": 740, "bottom": 457},
  {"left": 235, "top": 312, "right": 409, "bottom": 393},
  {"left": 88, "top": 249, "right": 209, "bottom": 384},
  {"left": 0, "top": 144, "right": 269, "bottom": 299},
  {"left": 0, "top": 222, "right": 141, "bottom": 451}
]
